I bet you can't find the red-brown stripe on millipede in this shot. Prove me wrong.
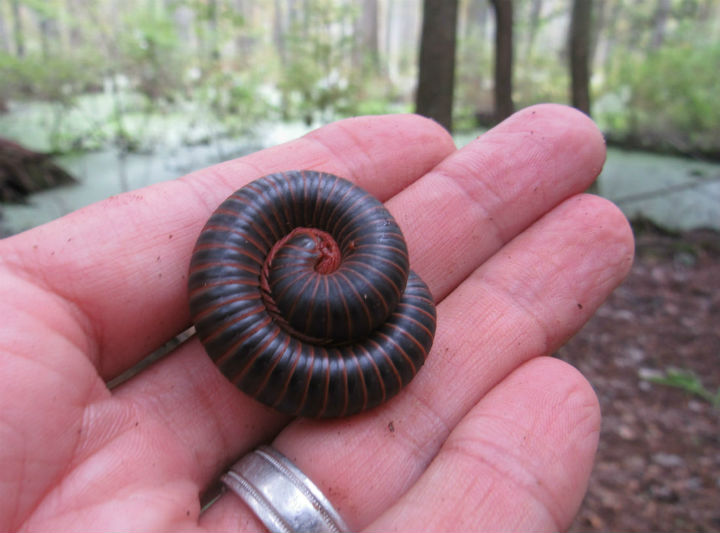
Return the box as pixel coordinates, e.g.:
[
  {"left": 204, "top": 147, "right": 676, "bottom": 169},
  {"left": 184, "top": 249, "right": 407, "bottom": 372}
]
[{"left": 188, "top": 170, "right": 437, "bottom": 418}]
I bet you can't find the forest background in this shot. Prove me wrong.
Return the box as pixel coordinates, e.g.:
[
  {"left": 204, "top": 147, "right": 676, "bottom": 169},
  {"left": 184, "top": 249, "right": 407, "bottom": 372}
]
[{"left": 1, "top": 0, "right": 719, "bottom": 159}]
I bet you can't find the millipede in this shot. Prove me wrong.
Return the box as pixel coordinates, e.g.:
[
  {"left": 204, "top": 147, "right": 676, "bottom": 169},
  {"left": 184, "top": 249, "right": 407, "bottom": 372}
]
[{"left": 188, "top": 170, "right": 436, "bottom": 417}]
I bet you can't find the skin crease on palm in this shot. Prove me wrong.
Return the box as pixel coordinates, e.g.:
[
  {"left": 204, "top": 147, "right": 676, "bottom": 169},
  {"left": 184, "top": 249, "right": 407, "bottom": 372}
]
[{"left": 0, "top": 104, "right": 634, "bottom": 532}]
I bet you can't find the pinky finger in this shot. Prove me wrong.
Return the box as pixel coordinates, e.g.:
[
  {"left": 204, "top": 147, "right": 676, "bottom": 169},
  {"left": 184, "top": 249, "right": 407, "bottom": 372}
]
[{"left": 366, "top": 356, "right": 600, "bottom": 532}]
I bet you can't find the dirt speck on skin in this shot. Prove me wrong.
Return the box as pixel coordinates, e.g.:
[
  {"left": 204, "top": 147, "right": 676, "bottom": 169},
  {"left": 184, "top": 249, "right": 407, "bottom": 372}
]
[{"left": 557, "top": 223, "right": 720, "bottom": 533}]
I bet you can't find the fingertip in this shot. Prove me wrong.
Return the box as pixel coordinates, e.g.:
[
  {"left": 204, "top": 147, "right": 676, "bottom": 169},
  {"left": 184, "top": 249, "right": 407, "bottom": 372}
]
[
  {"left": 470, "top": 354, "right": 602, "bottom": 464},
  {"left": 588, "top": 190, "right": 635, "bottom": 256},
  {"left": 514, "top": 356, "right": 602, "bottom": 445},
  {"left": 493, "top": 103, "right": 607, "bottom": 189},
  {"left": 513, "top": 103, "right": 606, "bottom": 151},
  {"left": 403, "top": 112, "right": 458, "bottom": 152},
  {"left": 511, "top": 356, "right": 601, "bottom": 529},
  {"left": 367, "top": 355, "right": 603, "bottom": 532},
  {"left": 478, "top": 191, "right": 634, "bottom": 353},
  {"left": 561, "top": 193, "right": 636, "bottom": 283}
]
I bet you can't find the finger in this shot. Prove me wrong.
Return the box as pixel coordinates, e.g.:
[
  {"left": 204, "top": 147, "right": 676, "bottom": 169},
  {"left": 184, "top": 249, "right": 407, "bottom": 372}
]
[
  {"left": 99, "top": 114, "right": 455, "bottom": 483},
  {"left": 117, "top": 104, "right": 608, "bottom": 496},
  {"left": 367, "top": 357, "right": 600, "bottom": 532},
  {"left": 262, "top": 194, "right": 633, "bottom": 531},
  {"left": 110, "top": 335, "right": 289, "bottom": 489},
  {"left": 0, "top": 114, "right": 455, "bottom": 379},
  {"left": 127, "top": 103, "right": 615, "bottom": 514},
  {"left": 391, "top": 103, "right": 606, "bottom": 300}
]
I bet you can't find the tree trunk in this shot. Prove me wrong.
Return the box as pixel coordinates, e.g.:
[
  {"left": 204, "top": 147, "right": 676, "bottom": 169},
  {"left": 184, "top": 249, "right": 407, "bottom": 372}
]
[
  {"left": 650, "top": 0, "right": 671, "bottom": 50},
  {"left": 384, "top": 0, "right": 394, "bottom": 60},
  {"left": 354, "top": 0, "right": 379, "bottom": 73},
  {"left": 34, "top": 7, "right": 60, "bottom": 59},
  {"left": 598, "top": 0, "right": 623, "bottom": 76},
  {"left": 10, "top": 0, "right": 24, "bottom": 57},
  {"left": 490, "top": 0, "right": 514, "bottom": 123},
  {"left": 207, "top": 0, "right": 220, "bottom": 61},
  {"left": 0, "top": 0, "right": 10, "bottom": 52},
  {"left": 171, "top": 3, "right": 193, "bottom": 51},
  {"left": 65, "top": 0, "right": 84, "bottom": 49},
  {"left": 415, "top": 0, "right": 459, "bottom": 132},
  {"left": 273, "top": 0, "right": 287, "bottom": 66},
  {"left": 569, "top": 0, "right": 592, "bottom": 116},
  {"left": 234, "top": 0, "right": 255, "bottom": 61},
  {"left": 462, "top": 0, "right": 490, "bottom": 123},
  {"left": 524, "top": 0, "right": 543, "bottom": 60},
  {"left": 589, "top": 0, "right": 606, "bottom": 66}
]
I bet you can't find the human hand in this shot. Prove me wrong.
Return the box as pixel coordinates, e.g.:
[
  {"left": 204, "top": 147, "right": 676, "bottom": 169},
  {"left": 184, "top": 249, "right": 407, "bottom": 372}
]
[{"left": 0, "top": 104, "right": 633, "bottom": 531}]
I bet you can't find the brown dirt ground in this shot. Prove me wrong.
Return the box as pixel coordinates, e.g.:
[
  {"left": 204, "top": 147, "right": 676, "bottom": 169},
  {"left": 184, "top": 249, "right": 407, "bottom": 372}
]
[{"left": 558, "top": 220, "right": 720, "bottom": 532}]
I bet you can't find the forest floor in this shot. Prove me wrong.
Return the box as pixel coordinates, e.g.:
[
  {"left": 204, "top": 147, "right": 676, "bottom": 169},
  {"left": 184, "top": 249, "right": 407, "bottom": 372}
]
[{"left": 558, "top": 220, "right": 720, "bottom": 532}]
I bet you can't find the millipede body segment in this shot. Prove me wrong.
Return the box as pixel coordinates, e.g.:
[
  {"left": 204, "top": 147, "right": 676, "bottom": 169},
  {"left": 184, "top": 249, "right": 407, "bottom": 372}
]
[{"left": 188, "top": 170, "right": 436, "bottom": 417}]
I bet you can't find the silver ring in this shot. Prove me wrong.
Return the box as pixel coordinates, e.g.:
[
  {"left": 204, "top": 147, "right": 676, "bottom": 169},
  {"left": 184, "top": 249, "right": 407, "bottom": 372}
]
[{"left": 222, "top": 445, "right": 352, "bottom": 533}]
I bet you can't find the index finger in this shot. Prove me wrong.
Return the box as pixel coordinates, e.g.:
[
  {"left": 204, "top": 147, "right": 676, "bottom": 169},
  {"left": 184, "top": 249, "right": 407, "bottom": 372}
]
[{"left": 0, "top": 114, "right": 456, "bottom": 379}]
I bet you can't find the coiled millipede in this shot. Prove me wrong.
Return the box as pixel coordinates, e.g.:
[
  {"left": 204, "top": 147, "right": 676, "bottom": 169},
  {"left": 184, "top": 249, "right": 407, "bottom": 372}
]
[{"left": 188, "top": 171, "right": 436, "bottom": 417}]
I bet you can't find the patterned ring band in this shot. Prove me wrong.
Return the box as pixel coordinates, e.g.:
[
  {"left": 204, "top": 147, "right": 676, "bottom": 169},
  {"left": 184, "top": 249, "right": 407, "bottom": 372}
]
[{"left": 221, "top": 446, "right": 352, "bottom": 533}]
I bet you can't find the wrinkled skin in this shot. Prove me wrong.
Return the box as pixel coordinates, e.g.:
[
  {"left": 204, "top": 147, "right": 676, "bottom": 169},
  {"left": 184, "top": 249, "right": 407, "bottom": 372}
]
[{"left": 0, "top": 105, "right": 633, "bottom": 532}]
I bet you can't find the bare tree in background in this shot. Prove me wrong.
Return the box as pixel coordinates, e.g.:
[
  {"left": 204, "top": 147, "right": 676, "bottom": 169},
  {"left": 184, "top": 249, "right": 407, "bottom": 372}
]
[
  {"left": 65, "top": 0, "right": 85, "bottom": 49},
  {"left": 415, "top": 0, "right": 459, "bottom": 132},
  {"left": 523, "top": 0, "right": 543, "bottom": 61},
  {"left": 0, "top": 0, "right": 11, "bottom": 53},
  {"left": 569, "top": 0, "right": 592, "bottom": 115},
  {"left": 490, "top": 0, "right": 514, "bottom": 122},
  {"left": 650, "top": 0, "right": 672, "bottom": 50},
  {"left": 10, "top": 0, "right": 24, "bottom": 57},
  {"left": 354, "top": 0, "right": 379, "bottom": 73}
]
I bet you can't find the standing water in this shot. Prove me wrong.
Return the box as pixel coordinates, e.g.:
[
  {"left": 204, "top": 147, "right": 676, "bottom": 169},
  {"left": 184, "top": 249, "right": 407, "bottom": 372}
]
[
  {"left": 3, "top": 113, "right": 720, "bottom": 235},
  {"left": 0, "top": 96, "right": 314, "bottom": 236}
]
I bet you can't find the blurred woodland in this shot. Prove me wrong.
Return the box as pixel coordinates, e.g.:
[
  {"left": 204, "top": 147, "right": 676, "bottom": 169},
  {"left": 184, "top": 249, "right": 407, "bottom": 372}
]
[{"left": 1, "top": 0, "right": 719, "bottom": 158}]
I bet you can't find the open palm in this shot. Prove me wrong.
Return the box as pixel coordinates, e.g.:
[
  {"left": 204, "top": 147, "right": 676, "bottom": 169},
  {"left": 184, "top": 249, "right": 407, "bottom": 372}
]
[{"left": 0, "top": 105, "right": 633, "bottom": 532}]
